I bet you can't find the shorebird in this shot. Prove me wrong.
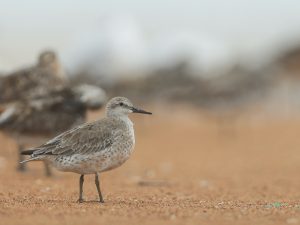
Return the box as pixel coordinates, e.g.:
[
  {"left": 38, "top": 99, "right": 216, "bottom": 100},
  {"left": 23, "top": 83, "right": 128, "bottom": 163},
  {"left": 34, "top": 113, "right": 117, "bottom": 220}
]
[
  {"left": 0, "top": 84, "right": 106, "bottom": 175},
  {"left": 0, "top": 50, "right": 67, "bottom": 104},
  {"left": 21, "top": 97, "right": 151, "bottom": 203}
]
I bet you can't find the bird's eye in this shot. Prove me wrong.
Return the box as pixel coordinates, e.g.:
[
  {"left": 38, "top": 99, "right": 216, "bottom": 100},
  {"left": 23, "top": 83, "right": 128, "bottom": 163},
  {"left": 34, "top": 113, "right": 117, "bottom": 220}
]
[{"left": 119, "top": 102, "right": 124, "bottom": 106}]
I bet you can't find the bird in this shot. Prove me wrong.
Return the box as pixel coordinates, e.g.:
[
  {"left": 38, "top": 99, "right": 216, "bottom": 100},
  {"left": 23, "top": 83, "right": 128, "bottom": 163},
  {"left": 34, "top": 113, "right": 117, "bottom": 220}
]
[
  {"left": 0, "top": 84, "right": 106, "bottom": 175},
  {"left": 0, "top": 50, "right": 67, "bottom": 175},
  {"left": 20, "top": 97, "right": 152, "bottom": 203},
  {"left": 0, "top": 50, "right": 67, "bottom": 104}
]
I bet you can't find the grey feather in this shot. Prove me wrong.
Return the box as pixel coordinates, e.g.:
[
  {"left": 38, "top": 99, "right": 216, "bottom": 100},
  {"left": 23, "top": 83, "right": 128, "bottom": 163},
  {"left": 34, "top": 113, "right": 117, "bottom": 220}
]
[{"left": 29, "top": 118, "right": 125, "bottom": 157}]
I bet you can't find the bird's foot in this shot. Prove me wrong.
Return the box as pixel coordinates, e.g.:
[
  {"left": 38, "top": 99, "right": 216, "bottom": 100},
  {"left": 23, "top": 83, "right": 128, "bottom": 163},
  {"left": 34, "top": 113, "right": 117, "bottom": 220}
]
[
  {"left": 77, "top": 198, "right": 85, "bottom": 203},
  {"left": 17, "top": 164, "right": 26, "bottom": 172},
  {"left": 44, "top": 170, "right": 52, "bottom": 177},
  {"left": 44, "top": 163, "right": 52, "bottom": 177},
  {"left": 99, "top": 199, "right": 104, "bottom": 204}
]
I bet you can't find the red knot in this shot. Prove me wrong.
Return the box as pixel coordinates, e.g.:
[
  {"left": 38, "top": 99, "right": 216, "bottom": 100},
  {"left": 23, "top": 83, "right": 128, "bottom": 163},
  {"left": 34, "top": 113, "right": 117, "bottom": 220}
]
[{"left": 21, "top": 97, "right": 152, "bottom": 203}]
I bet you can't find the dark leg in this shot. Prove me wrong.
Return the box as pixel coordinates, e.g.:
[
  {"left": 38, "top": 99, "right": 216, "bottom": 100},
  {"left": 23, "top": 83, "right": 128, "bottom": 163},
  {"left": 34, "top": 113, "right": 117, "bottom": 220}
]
[
  {"left": 77, "top": 175, "right": 84, "bottom": 203},
  {"left": 17, "top": 144, "right": 26, "bottom": 172},
  {"left": 95, "top": 173, "right": 104, "bottom": 203},
  {"left": 43, "top": 162, "right": 52, "bottom": 177}
]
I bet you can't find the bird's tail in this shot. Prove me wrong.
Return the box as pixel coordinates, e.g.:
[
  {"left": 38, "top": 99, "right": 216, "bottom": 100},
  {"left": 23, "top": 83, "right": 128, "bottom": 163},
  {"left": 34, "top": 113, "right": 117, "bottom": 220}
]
[
  {"left": 20, "top": 149, "right": 41, "bottom": 163},
  {"left": 21, "top": 149, "right": 35, "bottom": 155},
  {"left": 20, "top": 157, "right": 37, "bottom": 164}
]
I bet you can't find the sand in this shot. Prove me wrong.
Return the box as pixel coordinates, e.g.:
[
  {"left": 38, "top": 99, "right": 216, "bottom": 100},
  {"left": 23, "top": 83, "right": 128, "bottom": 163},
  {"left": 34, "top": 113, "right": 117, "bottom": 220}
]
[{"left": 0, "top": 106, "right": 300, "bottom": 225}]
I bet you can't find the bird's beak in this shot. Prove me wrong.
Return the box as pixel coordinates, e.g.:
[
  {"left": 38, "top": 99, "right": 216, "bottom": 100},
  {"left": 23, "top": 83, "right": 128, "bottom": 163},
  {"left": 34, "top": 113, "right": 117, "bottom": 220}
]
[{"left": 131, "top": 107, "right": 152, "bottom": 115}]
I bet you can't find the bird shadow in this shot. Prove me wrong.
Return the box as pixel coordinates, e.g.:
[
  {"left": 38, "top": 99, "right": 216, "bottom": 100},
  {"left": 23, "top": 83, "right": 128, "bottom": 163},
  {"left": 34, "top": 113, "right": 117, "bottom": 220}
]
[{"left": 77, "top": 200, "right": 103, "bottom": 204}]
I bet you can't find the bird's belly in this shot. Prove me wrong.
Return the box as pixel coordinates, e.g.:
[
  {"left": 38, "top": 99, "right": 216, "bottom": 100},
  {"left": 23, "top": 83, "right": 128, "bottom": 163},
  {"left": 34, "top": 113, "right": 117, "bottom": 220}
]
[
  {"left": 100, "top": 147, "right": 133, "bottom": 172},
  {"left": 48, "top": 145, "right": 134, "bottom": 174}
]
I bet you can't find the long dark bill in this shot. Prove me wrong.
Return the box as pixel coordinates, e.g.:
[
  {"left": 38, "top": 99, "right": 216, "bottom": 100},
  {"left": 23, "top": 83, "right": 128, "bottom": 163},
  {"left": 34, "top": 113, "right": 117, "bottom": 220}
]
[{"left": 131, "top": 107, "right": 152, "bottom": 115}]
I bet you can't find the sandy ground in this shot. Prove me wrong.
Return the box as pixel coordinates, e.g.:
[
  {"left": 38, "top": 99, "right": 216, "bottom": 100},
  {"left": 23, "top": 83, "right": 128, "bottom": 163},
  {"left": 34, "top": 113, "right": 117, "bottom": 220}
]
[{"left": 0, "top": 106, "right": 300, "bottom": 225}]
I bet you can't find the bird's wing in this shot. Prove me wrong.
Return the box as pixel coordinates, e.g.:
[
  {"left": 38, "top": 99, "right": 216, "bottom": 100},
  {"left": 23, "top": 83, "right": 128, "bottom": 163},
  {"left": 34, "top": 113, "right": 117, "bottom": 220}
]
[
  {"left": 0, "top": 69, "right": 29, "bottom": 103},
  {"left": 0, "top": 67, "right": 67, "bottom": 103},
  {"left": 0, "top": 90, "right": 74, "bottom": 129},
  {"left": 30, "top": 118, "right": 119, "bottom": 157}
]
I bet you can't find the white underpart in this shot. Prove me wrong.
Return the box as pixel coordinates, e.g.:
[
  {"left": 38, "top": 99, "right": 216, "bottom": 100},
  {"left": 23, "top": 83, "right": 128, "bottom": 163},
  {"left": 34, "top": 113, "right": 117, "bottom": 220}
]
[{"left": 120, "top": 115, "right": 135, "bottom": 146}]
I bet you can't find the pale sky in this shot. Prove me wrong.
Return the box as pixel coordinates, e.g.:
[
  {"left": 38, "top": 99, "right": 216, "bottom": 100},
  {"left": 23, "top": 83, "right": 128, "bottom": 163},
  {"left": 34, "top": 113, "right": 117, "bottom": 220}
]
[{"left": 1, "top": 0, "right": 300, "bottom": 73}]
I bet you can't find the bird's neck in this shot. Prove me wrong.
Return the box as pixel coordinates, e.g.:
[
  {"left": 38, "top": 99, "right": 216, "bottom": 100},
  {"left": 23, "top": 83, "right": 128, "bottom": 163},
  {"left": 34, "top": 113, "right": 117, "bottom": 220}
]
[{"left": 108, "top": 114, "right": 133, "bottom": 127}]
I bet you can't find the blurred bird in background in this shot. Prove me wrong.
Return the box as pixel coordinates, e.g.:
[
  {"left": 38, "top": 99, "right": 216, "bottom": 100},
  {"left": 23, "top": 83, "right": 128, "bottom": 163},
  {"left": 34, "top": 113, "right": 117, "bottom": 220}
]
[
  {"left": 0, "top": 50, "right": 107, "bottom": 175},
  {"left": 0, "top": 50, "right": 67, "bottom": 104}
]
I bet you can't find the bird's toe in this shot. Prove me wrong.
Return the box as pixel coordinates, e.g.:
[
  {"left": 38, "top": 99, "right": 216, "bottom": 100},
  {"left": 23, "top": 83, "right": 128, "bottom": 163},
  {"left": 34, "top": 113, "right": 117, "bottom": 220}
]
[
  {"left": 77, "top": 198, "right": 85, "bottom": 203},
  {"left": 17, "top": 164, "right": 26, "bottom": 172}
]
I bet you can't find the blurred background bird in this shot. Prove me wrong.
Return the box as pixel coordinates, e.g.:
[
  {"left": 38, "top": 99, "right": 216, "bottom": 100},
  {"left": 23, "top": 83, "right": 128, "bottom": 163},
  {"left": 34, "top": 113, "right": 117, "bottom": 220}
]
[
  {"left": 0, "top": 50, "right": 67, "bottom": 105},
  {"left": 0, "top": 49, "right": 106, "bottom": 175},
  {"left": 0, "top": 83, "right": 106, "bottom": 175}
]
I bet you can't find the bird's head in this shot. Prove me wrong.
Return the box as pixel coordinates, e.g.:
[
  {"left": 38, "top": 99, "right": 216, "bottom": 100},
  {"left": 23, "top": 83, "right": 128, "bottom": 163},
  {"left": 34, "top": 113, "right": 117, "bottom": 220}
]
[
  {"left": 37, "top": 50, "right": 66, "bottom": 80},
  {"left": 106, "top": 97, "right": 152, "bottom": 118}
]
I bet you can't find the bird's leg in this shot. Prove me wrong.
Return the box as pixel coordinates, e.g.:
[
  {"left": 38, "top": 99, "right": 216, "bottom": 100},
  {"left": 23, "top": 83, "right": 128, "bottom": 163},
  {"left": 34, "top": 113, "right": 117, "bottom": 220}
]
[
  {"left": 77, "top": 174, "right": 84, "bottom": 203},
  {"left": 43, "top": 162, "right": 52, "bottom": 177},
  {"left": 95, "top": 173, "right": 104, "bottom": 203},
  {"left": 17, "top": 144, "right": 26, "bottom": 172}
]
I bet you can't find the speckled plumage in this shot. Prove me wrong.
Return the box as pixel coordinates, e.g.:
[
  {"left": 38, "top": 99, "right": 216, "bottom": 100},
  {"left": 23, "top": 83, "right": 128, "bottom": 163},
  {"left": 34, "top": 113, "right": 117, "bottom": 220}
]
[
  {"left": 21, "top": 97, "right": 151, "bottom": 203},
  {"left": 32, "top": 116, "right": 135, "bottom": 174},
  {"left": 0, "top": 50, "right": 66, "bottom": 104},
  {"left": 0, "top": 86, "right": 105, "bottom": 136}
]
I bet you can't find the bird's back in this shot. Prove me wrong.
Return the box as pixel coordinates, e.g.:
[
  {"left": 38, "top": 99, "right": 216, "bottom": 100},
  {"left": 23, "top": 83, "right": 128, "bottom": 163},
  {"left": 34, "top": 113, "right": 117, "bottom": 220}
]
[
  {"left": 0, "top": 88, "right": 86, "bottom": 137},
  {"left": 0, "top": 66, "right": 66, "bottom": 103}
]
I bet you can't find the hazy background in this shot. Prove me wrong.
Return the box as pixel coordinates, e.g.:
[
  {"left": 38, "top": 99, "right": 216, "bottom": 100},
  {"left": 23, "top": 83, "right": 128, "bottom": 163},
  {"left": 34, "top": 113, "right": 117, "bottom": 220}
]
[
  {"left": 1, "top": 2, "right": 300, "bottom": 224},
  {"left": 1, "top": 0, "right": 300, "bottom": 69},
  {"left": 1, "top": 0, "right": 300, "bottom": 113}
]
